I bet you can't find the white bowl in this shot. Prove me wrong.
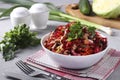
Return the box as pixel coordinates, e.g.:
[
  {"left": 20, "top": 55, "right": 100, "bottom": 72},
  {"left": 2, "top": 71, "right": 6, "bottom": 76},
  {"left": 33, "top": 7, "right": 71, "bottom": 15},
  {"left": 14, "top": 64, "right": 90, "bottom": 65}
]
[{"left": 41, "top": 33, "right": 108, "bottom": 69}]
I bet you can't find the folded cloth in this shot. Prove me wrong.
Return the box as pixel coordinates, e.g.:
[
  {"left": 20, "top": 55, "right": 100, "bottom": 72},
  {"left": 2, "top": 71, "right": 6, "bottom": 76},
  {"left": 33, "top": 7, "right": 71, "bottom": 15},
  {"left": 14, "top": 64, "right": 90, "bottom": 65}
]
[{"left": 25, "top": 48, "right": 120, "bottom": 80}]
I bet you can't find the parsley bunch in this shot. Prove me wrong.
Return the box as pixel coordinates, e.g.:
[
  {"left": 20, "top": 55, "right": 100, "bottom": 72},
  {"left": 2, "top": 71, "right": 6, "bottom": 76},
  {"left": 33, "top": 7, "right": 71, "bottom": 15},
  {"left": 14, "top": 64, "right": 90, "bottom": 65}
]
[{"left": 0, "top": 24, "right": 40, "bottom": 61}]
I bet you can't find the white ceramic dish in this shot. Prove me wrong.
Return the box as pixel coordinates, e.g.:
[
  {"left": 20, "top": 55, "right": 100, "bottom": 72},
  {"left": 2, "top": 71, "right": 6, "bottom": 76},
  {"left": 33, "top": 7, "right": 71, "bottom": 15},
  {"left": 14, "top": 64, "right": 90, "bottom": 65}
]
[
  {"left": 10, "top": 7, "right": 31, "bottom": 27},
  {"left": 41, "top": 33, "right": 108, "bottom": 69},
  {"left": 29, "top": 3, "right": 49, "bottom": 30}
]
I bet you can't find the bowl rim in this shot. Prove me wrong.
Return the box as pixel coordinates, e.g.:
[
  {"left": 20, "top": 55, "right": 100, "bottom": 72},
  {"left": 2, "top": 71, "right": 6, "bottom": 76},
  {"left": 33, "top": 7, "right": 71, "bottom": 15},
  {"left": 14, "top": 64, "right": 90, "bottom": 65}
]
[{"left": 41, "top": 32, "right": 108, "bottom": 57}]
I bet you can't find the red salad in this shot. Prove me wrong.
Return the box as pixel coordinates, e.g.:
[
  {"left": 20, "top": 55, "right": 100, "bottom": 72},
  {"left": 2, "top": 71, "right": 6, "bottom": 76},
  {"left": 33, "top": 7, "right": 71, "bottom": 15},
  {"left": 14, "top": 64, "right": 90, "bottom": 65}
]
[{"left": 44, "top": 22, "right": 107, "bottom": 56}]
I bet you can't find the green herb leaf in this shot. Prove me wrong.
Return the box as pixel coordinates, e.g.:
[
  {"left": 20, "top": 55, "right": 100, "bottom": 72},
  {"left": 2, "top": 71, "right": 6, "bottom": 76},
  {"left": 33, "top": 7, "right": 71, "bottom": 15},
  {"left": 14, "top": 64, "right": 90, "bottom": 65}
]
[
  {"left": 67, "top": 22, "right": 96, "bottom": 41},
  {"left": 0, "top": 24, "right": 40, "bottom": 61},
  {"left": 67, "top": 22, "right": 83, "bottom": 41}
]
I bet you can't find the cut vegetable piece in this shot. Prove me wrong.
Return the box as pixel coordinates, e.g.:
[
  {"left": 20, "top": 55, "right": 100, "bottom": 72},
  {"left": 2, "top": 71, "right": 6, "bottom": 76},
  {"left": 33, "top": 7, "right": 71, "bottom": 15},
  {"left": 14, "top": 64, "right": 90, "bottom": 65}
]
[{"left": 92, "top": 0, "right": 120, "bottom": 18}]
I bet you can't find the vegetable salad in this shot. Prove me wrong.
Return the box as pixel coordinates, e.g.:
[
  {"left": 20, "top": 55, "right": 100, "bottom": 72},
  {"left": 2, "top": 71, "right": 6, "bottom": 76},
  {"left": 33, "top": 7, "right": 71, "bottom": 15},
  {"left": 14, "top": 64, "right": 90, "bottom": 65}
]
[{"left": 44, "top": 22, "right": 107, "bottom": 56}]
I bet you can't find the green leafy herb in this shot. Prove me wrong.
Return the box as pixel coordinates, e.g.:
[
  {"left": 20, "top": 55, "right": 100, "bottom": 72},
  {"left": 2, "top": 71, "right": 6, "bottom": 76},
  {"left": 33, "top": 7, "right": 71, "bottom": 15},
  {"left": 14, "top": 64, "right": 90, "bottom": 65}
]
[
  {"left": 67, "top": 22, "right": 96, "bottom": 41},
  {"left": 0, "top": 24, "right": 40, "bottom": 61}
]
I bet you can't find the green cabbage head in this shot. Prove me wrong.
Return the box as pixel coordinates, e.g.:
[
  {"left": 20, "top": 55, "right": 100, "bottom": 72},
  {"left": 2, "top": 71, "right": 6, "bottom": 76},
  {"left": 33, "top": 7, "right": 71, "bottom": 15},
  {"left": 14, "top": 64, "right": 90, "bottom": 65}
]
[{"left": 92, "top": 0, "right": 120, "bottom": 18}]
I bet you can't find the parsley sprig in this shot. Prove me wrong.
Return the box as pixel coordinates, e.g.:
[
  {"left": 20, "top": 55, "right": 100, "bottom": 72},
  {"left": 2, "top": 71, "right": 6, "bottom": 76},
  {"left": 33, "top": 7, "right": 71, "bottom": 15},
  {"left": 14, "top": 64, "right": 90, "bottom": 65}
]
[
  {"left": 67, "top": 22, "right": 96, "bottom": 41},
  {"left": 0, "top": 24, "right": 40, "bottom": 61}
]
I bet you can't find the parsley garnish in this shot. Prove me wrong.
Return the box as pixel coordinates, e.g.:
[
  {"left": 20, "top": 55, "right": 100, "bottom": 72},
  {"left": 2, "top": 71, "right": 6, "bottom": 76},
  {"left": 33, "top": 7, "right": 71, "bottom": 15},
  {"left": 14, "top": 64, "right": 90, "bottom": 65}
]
[{"left": 67, "top": 22, "right": 96, "bottom": 41}]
